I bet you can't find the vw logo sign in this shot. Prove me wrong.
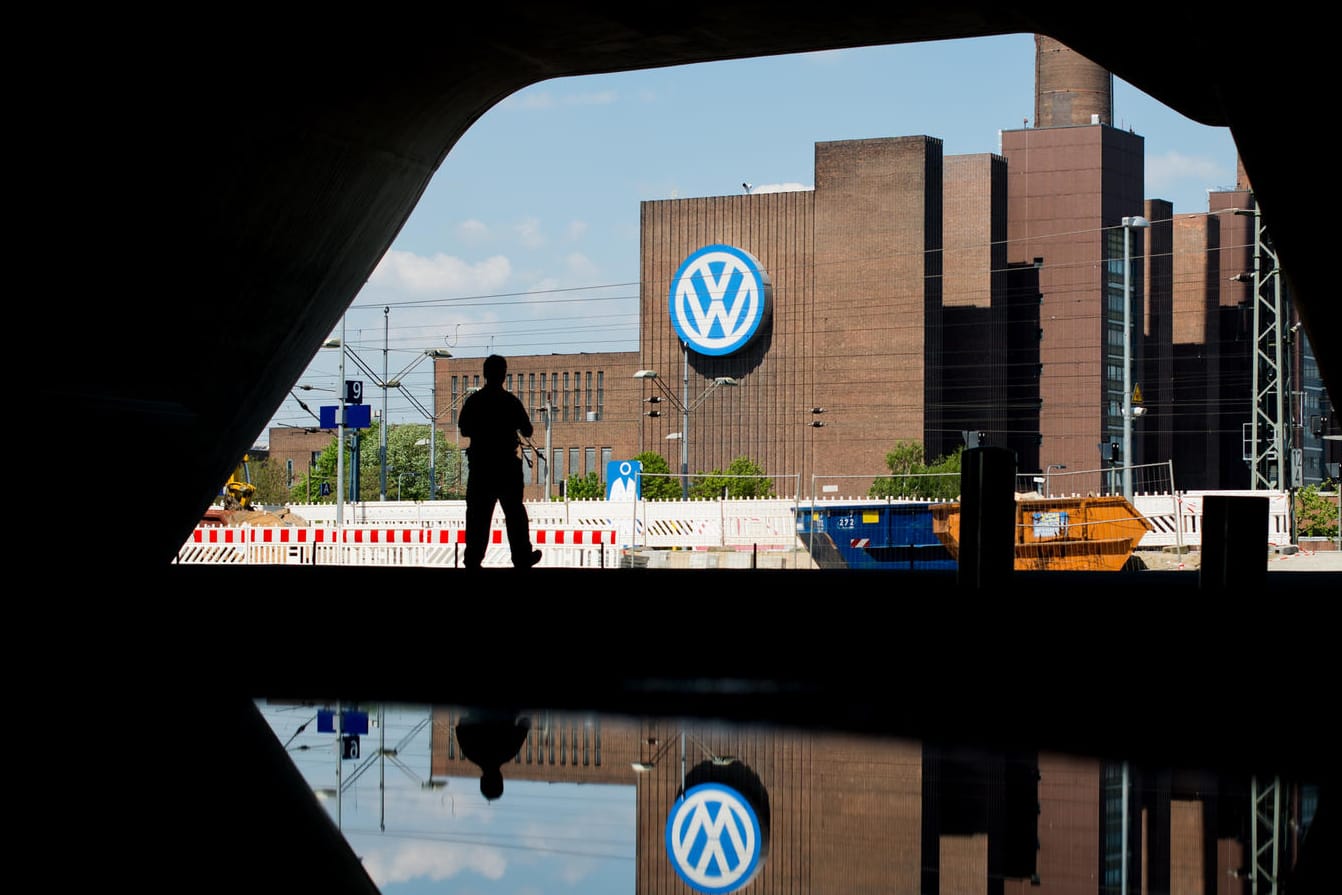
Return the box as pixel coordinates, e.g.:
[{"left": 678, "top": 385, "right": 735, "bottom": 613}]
[
  {"left": 665, "top": 783, "right": 763, "bottom": 894},
  {"left": 669, "top": 244, "right": 771, "bottom": 356}
]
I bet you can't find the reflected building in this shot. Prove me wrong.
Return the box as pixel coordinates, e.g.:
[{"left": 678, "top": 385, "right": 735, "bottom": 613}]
[{"left": 428, "top": 708, "right": 1314, "bottom": 894}]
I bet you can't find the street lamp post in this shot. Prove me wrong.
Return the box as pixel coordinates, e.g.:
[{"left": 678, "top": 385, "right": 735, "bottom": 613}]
[
  {"left": 537, "top": 399, "right": 553, "bottom": 500},
  {"left": 381, "top": 307, "right": 390, "bottom": 502},
  {"left": 321, "top": 321, "right": 348, "bottom": 526},
  {"left": 634, "top": 352, "right": 739, "bottom": 499},
  {"left": 1121, "top": 216, "right": 1149, "bottom": 499}
]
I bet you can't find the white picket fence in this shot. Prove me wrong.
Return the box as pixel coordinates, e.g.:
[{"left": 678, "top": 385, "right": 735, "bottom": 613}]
[{"left": 184, "top": 490, "right": 1292, "bottom": 567}]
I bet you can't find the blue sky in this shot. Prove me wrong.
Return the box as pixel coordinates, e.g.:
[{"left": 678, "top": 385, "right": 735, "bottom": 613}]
[{"left": 261, "top": 33, "right": 1239, "bottom": 442}]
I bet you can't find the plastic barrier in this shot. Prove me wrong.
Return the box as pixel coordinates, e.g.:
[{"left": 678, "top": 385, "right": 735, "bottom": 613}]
[{"left": 177, "top": 526, "right": 618, "bottom": 568}]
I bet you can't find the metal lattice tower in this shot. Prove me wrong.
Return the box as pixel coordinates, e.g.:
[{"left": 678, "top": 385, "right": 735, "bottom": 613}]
[
  {"left": 1250, "top": 776, "right": 1282, "bottom": 895},
  {"left": 1245, "top": 207, "right": 1288, "bottom": 490}
]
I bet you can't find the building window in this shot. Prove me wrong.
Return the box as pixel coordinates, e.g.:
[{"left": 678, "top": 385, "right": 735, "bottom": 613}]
[
  {"left": 601, "top": 447, "right": 612, "bottom": 472},
  {"left": 286, "top": 458, "right": 294, "bottom": 487},
  {"left": 597, "top": 371, "right": 604, "bottom": 421},
  {"left": 562, "top": 372, "right": 570, "bottom": 422},
  {"left": 552, "top": 448, "right": 563, "bottom": 484},
  {"left": 585, "top": 371, "right": 593, "bottom": 420},
  {"left": 585, "top": 447, "right": 596, "bottom": 477},
  {"left": 569, "top": 448, "right": 580, "bottom": 483}
]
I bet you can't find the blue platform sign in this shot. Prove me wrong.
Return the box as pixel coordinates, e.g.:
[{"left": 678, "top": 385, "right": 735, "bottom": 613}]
[
  {"left": 316, "top": 709, "right": 370, "bottom": 736},
  {"left": 606, "top": 459, "right": 641, "bottom": 501},
  {"left": 665, "top": 783, "right": 763, "bottom": 894},
  {"left": 320, "top": 404, "right": 372, "bottom": 429}
]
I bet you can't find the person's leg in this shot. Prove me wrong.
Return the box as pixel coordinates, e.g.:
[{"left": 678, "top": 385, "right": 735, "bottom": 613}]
[
  {"left": 499, "top": 462, "right": 537, "bottom": 567},
  {"left": 463, "top": 475, "right": 495, "bottom": 569}
]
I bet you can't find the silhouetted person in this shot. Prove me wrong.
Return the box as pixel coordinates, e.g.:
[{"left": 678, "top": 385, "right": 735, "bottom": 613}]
[
  {"left": 454, "top": 710, "right": 531, "bottom": 801},
  {"left": 457, "top": 354, "right": 541, "bottom": 569}
]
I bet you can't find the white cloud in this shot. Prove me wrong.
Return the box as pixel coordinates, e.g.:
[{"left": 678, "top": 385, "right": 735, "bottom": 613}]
[
  {"left": 565, "top": 219, "right": 588, "bottom": 242},
  {"left": 515, "top": 217, "right": 546, "bottom": 249},
  {"left": 565, "top": 252, "right": 600, "bottom": 280},
  {"left": 370, "top": 249, "right": 511, "bottom": 295},
  {"left": 525, "top": 276, "right": 562, "bottom": 295},
  {"left": 504, "top": 89, "right": 618, "bottom": 110},
  {"left": 457, "top": 219, "right": 490, "bottom": 243},
  {"left": 750, "top": 182, "right": 813, "bottom": 194},
  {"left": 359, "top": 840, "right": 507, "bottom": 887},
  {"left": 1145, "top": 150, "right": 1224, "bottom": 196}
]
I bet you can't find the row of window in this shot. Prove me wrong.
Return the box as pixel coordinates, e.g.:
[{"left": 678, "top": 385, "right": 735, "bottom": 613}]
[
  {"left": 520, "top": 446, "right": 615, "bottom": 486},
  {"left": 449, "top": 370, "right": 607, "bottom": 425}
]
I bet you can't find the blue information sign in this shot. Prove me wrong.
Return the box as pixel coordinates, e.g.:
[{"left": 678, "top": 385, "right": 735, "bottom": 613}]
[
  {"left": 316, "top": 709, "right": 370, "bottom": 735},
  {"left": 320, "top": 404, "right": 373, "bottom": 429}
]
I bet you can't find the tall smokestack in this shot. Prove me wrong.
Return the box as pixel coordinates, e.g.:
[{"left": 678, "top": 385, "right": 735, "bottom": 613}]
[{"left": 1034, "top": 35, "right": 1112, "bottom": 127}]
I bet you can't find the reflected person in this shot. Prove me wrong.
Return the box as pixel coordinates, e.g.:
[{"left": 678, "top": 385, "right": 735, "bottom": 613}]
[
  {"left": 455, "top": 710, "right": 531, "bottom": 801},
  {"left": 457, "top": 354, "right": 541, "bottom": 569}
]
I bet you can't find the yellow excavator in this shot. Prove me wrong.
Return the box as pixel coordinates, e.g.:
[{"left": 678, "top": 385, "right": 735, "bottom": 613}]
[{"left": 222, "top": 453, "right": 257, "bottom": 510}]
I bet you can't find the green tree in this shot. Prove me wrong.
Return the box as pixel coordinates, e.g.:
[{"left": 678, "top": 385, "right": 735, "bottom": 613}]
[
  {"left": 563, "top": 471, "right": 604, "bottom": 499},
  {"left": 634, "top": 451, "right": 682, "bottom": 500},
  {"left": 690, "top": 455, "right": 774, "bottom": 499},
  {"left": 869, "top": 440, "right": 961, "bottom": 500},
  {"left": 250, "top": 457, "right": 292, "bottom": 506},
  {"left": 385, "top": 423, "right": 432, "bottom": 501},
  {"left": 435, "top": 443, "right": 467, "bottom": 500},
  {"left": 1295, "top": 484, "right": 1340, "bottom": 538}
]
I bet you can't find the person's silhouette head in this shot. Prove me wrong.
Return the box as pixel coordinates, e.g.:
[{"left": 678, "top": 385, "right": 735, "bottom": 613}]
[
  {"left": 483, "top": 354, "right": 506, "bottom": 384},
  {"left": 480, "top": 767, "right": 504, "bottom": 801}
]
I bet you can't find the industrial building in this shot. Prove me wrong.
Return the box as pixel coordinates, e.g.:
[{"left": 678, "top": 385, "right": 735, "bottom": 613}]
[{"left": 268, "top": 36, "right": 1335, "bottom": 503}]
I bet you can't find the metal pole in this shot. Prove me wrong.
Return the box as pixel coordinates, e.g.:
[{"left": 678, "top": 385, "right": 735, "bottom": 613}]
[
  {"left": 1121, "top": 761, "right": 1129, "bottom": 895},
  {"left": 380, "top": 306, "right": 389, "bottom": 501},
  {"left": 379, "top": 704, "right": 386, "bottom": 832},
  {"left": 1120, "top": 216, "right": 1149, "bottom": 499},
  {"left": 544, "top": 400, "right": 553, "bottom": 500},
  {"left": 1123, "top": 221, "right": 1133, "bottom": 499},
  {"left": 336, "top": 316, "right": 346, "bottom": 526},
  {"left": 429, "top": 365, "right": 438, "bottom": 501},
  {"left": 335, "top": 700, "right": 343, "bottom": 831},
  {"left": 681, "top": 342, "right": 689, "bottom": 500},
  {"left": 680, "top": 728, "right": 686, "bottom": 800}
]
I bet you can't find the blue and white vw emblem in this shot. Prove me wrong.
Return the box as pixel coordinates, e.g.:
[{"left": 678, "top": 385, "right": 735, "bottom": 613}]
[
  {"left": 669, "top": 244, "right": 771, "bottom": 356},
  {"left": 665, "top": 783, "right": 763, "bottom": 894}
]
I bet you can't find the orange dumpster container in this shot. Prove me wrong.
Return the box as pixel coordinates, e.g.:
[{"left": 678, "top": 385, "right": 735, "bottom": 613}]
[{"left": 930, "top": 494, "right": 1154, "bottom": 571}]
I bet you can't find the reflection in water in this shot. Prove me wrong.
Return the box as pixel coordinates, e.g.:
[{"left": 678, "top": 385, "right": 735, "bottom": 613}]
[
  {"left": 258, "top": 701, "right": 637, "bottom": 894},
  {"left": 259, "top": 701, "right": 1320, "bottom": 895}
]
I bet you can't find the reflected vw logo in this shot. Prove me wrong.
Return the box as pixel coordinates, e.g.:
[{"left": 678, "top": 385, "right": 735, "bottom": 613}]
[
  {"left": 669, "top": 244, "right": 770, "bottom": 356},
  {"left": 665, "top": 783, "right": 763, "bottom": 894}
]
